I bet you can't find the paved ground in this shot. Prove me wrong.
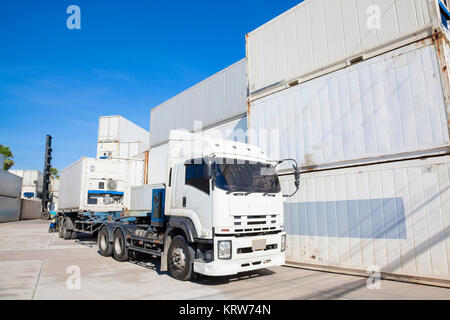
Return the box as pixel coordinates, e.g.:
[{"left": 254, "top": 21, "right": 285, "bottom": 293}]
[{"left": 0, "top": 220, "right": 449, "bottom": 300}]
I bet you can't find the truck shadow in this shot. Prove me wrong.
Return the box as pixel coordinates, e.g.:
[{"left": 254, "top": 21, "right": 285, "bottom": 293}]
[
  {"left": 128, "top": 254, "right": 276, "bottom": 284},
  {"left": 74, "top": 236, "right": 276, "bottom": 284},
  {"left": 74, "top": 235, "right": 98, "bottom": 248},
  {"left": 193, "top": 269, "right": 276, "bottom": 285}
]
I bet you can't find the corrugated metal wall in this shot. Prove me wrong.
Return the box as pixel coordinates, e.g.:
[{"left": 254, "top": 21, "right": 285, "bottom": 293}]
[
  {"left": 281, "top": 155, "right": 450, "bottom": 281},
  {"left": 148, "top": 117, "right": 248, "bottom": 185},
  {"left": 98, "top": 116, "right": 150, "bottom": 147},
  {"left": 150, "top": 59, "right": 248, "bottom": 147},
  {"left": 246, "top": 0, "right": 440, "bottom": 98},
  {"left": 249, "top": 41, "right": 449, "bottom": 170},
  {"left": 0, "top": 170, "right": 22, "bottom": 223}
]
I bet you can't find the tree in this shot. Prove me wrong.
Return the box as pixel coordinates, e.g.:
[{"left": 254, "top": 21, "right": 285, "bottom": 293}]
[
  {"left": 50, "top": 167, "right": 59, "bottom": 180},
  {"left": 0, "top": 145, "right": 14, "bottom": 171}
]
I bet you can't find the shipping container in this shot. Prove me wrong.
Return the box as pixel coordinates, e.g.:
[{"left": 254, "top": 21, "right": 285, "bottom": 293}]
[
  {"left": 97, "top": 141, "right": 147, "bottom": 159},
  {"left": 124, "top": 157, "right": 146, "bottom": 209},
  {"left": 147, "top": 117, "right": 248, "bottom": 185},
  {"left": 280, "top": 155, "right": 450, "bottom": 282},
  {"left": 0, "top": 170, "right": 22, "bottom": 198},
  {"left": 0, "top": 196, "right": 21, "bottom": 223},
  {"left": 20, "top": 199, "right": 41, "bottom": 221},
  {"left": 150, "top": 59, "right": 248, "bottom": 147},
  {"left": 129, "top": 185, "right": 155, "bottom": 211},
  {"left": 249, "top": 40, "right": 450, "bottom": 171},
  {"left": 98, "top": 115, "right": 150, "bottom": 146},
  {"left": 148, "top": 144, "right": 169, "bottom": 185},
  {"left": 50, "top": 177, "right": 60, "bottom": 211},
  {"left": 9, "top": 170, "right": 43, "bottom": 199},
  {"left": 59, "top": 158, "right": 130, "bottom": 212},
  {"left": 246, "top": 0, "right": 447, "bottom": 100}
]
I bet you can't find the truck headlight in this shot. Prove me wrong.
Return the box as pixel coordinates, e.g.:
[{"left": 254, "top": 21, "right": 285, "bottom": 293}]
[
  {"left": 281, "top": 234, "right": 286, "bottom": 252},
  {"left": 218, "top": 240, "right": 232, "bottom": 260}
]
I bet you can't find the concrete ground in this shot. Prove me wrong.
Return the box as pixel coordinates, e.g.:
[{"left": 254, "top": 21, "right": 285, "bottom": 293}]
[{"left": 0, "top": 220, "right": 449, "bottom": 300}]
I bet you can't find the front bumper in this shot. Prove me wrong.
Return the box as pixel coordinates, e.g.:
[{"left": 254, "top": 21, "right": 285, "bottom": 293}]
[{"left": 194, "top": 232, "right": 286, "bottom": 277}]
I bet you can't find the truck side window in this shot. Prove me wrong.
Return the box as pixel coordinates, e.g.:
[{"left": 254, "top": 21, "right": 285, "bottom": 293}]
[{"left": 185, "top": 163, "right": 210, "bottom": 195}]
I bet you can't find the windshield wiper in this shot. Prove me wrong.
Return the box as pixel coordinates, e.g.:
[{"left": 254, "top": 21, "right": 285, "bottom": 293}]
[
  {"left": 263, "top": 193, "right": 277, "bottom": 197},
  {"left": 226, "top": 189, "right": 251, "bottom": 195}
]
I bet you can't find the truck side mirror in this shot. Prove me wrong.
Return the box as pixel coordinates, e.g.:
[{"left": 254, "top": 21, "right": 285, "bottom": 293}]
[{"left": 205, "top": 164, "right": 212, "bottom": 179}]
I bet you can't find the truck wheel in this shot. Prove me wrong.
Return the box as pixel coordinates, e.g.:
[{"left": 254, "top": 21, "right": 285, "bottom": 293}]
[
  {"left": 62, "top": 219, "right": 73, "bottom": 240},
  {"left": 58, "top": 218, "right": 64, "bottom": 238},
  {"left": 98, "top": 227, "right": 112, "bottom": 257},
  {"left": 41, "top": 212, "right": 50, "bottom": 220},
  {"left": 112, "top": 229, "right": 129, "bottom": 262},
  {"left": 168, "top": 235, "right": 195, "bottom": 281}
]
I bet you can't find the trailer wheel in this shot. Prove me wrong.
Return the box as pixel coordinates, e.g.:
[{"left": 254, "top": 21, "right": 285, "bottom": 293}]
[
  {"left": 58, "top": 217, "right": 64, "bottom": 238},
  {"left": 112, "top": 229, "right": 129, "bottom": 262},
  {"left": 168, "top": 235, "right": 195, "bottom": 281},
  {"left": 98, "top": 227, "right": 112, "bottom": 257},
  {"left": 62, "top": 219, "right": 73, "bottom": 240}
]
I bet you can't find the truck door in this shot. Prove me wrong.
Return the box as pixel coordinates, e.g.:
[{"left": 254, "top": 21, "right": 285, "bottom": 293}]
[{"left": 173, "top": 160, "right": 213, "bottom": 233}]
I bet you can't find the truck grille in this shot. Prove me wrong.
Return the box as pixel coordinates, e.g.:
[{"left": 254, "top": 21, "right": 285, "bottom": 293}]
[{"left": 233, "top": 215, "right": 277, "bottom": 228}]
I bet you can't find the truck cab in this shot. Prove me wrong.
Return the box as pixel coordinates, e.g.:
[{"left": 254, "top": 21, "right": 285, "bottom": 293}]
[
  {"left": 96, "top": 130, "right": 299, "bottom": 281},
  {"left": 165, "top": 131, "right": 287, "bottom": 277}
]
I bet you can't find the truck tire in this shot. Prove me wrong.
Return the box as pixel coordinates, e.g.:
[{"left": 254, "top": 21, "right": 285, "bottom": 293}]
[
  {"left": 58, "top": 217, "right": 64, "bottom": 238},
  {"left": 112, "top": 229, "right": 129, "bottom": 262},
  {"left": 98, "top": 227, "right": 112, "bottom": 257},
  {"left": 168, "top": 235, "right": 195, "bottom": 281},
  {"left": 62, "top": 218, "right": 73, "bottom": 240}
]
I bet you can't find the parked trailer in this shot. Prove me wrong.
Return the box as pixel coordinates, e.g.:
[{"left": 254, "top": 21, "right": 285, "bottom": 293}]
[{"left": 59, "top": 131, "right": 299, "bottom": 281}]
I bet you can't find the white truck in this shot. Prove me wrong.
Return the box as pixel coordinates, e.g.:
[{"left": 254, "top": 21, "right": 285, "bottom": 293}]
[{"left": 59, "top": 130, "right": 300, "bottom": 281}]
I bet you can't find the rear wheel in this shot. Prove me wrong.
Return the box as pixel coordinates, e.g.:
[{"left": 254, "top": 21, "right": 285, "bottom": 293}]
[
  {"left": 62, "top": 218, "right": 73, "bottom": 240},
  {"left": 41, "top": 212, "right": 50, "bottom": 220},
  {"left": 98, "top": 227, "right": 112, "bottom": 257},
  {"left": 112, "top": 229, "right": 129, "bottom": 262},
  {"left": 168, "top": 235, "right": 195, "bottom": 281},
  {"left": 58, "top": 217, "right": 64, "bottom": 238}
]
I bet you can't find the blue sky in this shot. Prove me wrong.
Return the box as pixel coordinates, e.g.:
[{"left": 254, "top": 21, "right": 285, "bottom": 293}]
[{"left": 0, "top": 0, "right": 302, "bottom": 171}]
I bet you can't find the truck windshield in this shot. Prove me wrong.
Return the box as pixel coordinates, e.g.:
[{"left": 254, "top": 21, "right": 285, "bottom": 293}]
[{"left": 213, "top": 158, "right": 281, "bottom": 194}]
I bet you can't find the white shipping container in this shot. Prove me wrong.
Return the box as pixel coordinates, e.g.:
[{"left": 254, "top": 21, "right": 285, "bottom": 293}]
[
  {"left": 97, "top": 141, "right": 147, "bottom": 159},
  {"left": 0, "top": 170, "right": 22, "bottom": 198},
  {"left": 123, "top": 158, "right": 145, "bottom": 209},
  {"left": 20, "top": 199, "right": 42, "bottom": 221},
  {"left": 0, "top": 196, "right": 21, "bottom": 223},
  {"left": 129, "top": 185, "right": 157, "bottom": 211},
  {"left": 281, "top": 155, "right": 450, "bottom": 282},
  {"left": 9, "top": 170, "right": 43, "bottom": 198},
  {"left": 59, "top": 158, "right": 130, "bottom": 212},
  {"left": 98, "top": 115, "right": 150, "bottom": 146},
  {"left": 150, "top": 59, "right": 248, "bottom": 147},
  {"left": 249, "top": 40, "right": 450, "bottom": 170},
  {"left": 246, "top": 0, "right": 445, "bottom": 99},
  {"left": 147, "top": 117, "right": 248, "bottom": 185},
  {"left": 148, "top": 144, "right": 169, "bottom": 185}
]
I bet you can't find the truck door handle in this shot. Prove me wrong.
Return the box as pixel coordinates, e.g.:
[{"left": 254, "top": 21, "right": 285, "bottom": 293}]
[{"left": 183, "top": 197, "right": 186, "bottom": 208}]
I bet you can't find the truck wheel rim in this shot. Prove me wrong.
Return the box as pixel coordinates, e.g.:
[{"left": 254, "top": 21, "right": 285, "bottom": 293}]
[
  {"left": 114, "top": 237, "right": 122, "bottom": 255},
  {"left": 100, "top": 234, "right": 107, "bottom": 250},
  {"left": 170, "top": 246, "right": 186, "bottom": 271}
]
